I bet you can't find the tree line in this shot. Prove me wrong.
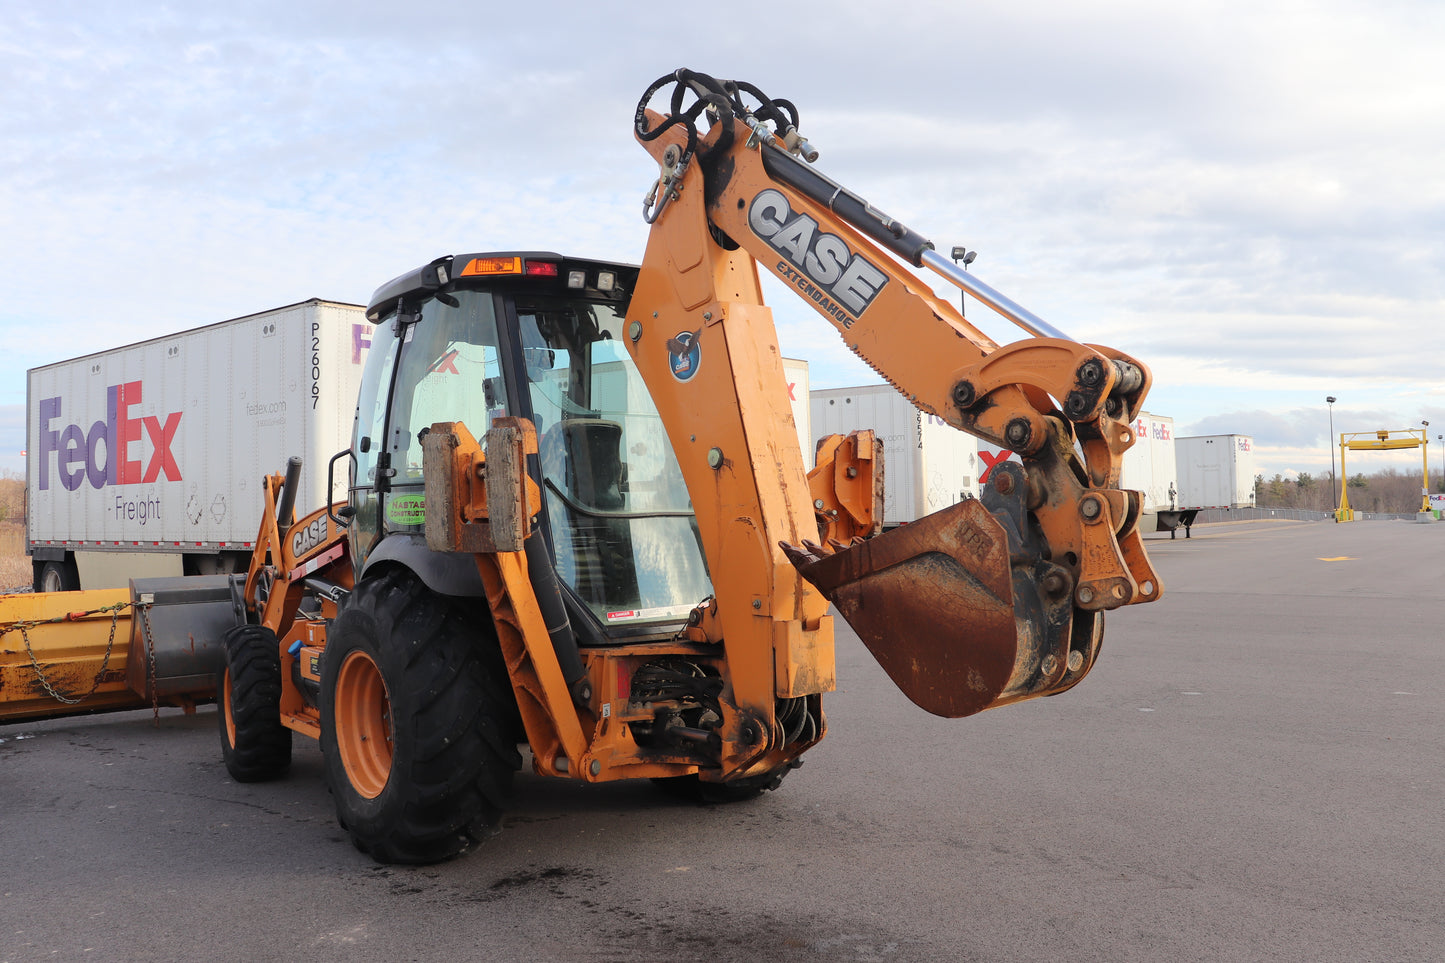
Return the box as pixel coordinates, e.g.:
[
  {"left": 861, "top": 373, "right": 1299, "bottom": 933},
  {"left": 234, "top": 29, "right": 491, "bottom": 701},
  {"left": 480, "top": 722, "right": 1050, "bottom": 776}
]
[
  {"left": 1254, "top": 466, "right": 1438, "bottom": 513},
  {"left": 0, "top": 471, "right": 21, "bottom": 524}
]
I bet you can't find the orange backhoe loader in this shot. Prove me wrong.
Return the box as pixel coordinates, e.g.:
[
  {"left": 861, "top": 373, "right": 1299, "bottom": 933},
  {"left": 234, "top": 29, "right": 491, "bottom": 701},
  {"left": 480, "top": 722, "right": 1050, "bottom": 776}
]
[{"left": 210, "top": 68, "right": 1161, "bottom": 865}]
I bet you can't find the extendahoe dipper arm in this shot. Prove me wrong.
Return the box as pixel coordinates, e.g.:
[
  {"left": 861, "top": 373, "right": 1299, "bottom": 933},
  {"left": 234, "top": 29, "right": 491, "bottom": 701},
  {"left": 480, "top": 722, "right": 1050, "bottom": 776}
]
[{"left": 630, "top": 70, "right": 1161, "bottom": 718}]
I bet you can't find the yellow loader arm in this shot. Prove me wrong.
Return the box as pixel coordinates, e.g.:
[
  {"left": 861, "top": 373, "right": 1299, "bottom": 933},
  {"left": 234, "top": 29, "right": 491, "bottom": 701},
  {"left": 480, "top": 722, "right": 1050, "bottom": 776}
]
[{"left": 628, "top": 70, "right": 1161, "bottom": 719}]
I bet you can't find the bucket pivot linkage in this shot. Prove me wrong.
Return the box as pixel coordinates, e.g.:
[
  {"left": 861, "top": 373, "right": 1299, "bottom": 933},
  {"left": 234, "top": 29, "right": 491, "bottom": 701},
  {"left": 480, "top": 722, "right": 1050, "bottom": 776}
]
[{"left": 784, "top": 365, "right": 1160, "bottom": 719}]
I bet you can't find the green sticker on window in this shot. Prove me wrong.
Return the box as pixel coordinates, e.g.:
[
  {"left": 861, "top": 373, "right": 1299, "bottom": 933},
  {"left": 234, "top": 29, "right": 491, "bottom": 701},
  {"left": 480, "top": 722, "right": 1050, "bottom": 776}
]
[{"left": 386, "top": 493, "right": 427, "bottom": 526}]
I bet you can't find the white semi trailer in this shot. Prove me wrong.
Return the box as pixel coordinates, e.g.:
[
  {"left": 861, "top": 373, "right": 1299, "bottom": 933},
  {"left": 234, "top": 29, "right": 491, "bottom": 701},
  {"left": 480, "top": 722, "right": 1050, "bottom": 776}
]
[
  {"left": 26, "top": 299, "right": 371, "bottom": 591},
  {"left": 1123, "top": 412, "right": 1178, "bottom": 535},
  {"left": 1162, "top": 433, "right": 1257, "bottom": 538},
  {"left": 811, "top": 383, "right": 979, "bottom": 528}
]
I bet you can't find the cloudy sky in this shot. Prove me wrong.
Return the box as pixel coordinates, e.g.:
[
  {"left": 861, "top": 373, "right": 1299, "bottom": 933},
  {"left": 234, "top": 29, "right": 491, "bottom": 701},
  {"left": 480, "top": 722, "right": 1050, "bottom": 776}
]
[{"left": 3, "top": 0, "right": 1442, "bottom": 483}]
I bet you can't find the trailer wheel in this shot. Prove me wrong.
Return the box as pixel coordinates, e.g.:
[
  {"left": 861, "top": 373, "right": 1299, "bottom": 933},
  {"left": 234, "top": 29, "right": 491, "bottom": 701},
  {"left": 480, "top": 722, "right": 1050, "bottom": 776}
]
[
  {"left": 217, "top": 624, "right": 293, "bottom": 782},
  {"left": 36, "top": 560, "right": 78, "bottom": 593},
  {"left": 321, "top": 568, "right": 520, "bottom": 865}
]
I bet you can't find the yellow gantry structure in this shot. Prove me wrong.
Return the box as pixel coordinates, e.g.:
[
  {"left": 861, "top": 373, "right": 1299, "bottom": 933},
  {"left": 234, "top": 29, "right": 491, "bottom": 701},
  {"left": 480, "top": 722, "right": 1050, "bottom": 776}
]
[{"left": 1336, "top": 428, "right": 1431, "bottom": 521}]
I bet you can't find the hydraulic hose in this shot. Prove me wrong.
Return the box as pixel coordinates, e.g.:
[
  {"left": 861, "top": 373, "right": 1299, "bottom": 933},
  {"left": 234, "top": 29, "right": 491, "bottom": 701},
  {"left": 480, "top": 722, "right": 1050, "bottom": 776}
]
[{"left": 523, "top": 531, "right": 591, "bottom": 706}]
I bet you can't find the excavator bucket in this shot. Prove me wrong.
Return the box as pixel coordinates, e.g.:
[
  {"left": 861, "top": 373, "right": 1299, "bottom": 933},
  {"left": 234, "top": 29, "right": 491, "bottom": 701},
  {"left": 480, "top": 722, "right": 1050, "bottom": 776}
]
[{"left": 785, "top": 462, "right": 1101, "bottom": 718}]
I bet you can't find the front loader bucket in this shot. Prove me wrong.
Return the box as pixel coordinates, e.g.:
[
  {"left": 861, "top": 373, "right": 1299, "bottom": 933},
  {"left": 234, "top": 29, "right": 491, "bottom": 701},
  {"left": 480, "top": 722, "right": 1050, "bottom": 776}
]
[
  {"left": 1, "top": 588, "right": 138, "bottom": 722},
  {"left": 1, "top": 576, "right": 242, "bottom": 724},
  {"left": 785, "top": 463, "right": 1101, "bottom": 718}
]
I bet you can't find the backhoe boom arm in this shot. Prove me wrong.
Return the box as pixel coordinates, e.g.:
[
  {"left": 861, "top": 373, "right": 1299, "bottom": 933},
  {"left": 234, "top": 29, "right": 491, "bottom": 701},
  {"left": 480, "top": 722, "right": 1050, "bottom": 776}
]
[{"left": 627, "top": 69, "right": 1161, "bottom": 721}]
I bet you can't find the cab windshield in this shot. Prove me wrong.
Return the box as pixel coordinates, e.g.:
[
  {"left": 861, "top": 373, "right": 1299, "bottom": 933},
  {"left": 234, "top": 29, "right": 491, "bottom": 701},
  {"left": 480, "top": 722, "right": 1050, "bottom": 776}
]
[{"left": 519, "top": 295, "right": 711, "bottom": 626}]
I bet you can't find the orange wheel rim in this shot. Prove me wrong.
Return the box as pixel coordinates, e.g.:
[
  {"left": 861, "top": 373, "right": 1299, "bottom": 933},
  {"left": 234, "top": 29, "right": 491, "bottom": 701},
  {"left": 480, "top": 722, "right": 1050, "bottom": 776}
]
[
  {"left": 335, "top": 650, "right": 393, "bottom": 799},
  {"left": 222, "top": 667, "right": 237, "bottom": 748}
]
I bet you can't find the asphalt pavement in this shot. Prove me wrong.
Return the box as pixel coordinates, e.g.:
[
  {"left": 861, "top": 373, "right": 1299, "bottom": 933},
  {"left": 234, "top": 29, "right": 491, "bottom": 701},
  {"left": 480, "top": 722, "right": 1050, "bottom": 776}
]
[{"left": 2, "top": 518, "right": 1442, "bottom": 962}]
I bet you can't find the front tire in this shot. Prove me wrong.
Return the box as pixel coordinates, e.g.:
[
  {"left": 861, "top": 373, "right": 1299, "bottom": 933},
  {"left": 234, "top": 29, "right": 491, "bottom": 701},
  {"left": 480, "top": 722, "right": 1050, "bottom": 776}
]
[
  {"left": 321, "top": 568, "right": 520, "bottom": 865},
  {"left": 217, "top": 624, "right": 292, "bottom": 782}
]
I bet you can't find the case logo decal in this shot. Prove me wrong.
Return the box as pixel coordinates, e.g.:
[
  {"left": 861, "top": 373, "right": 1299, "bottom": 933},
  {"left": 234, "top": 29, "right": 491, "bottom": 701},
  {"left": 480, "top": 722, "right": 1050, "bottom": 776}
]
[
  {"left": 290, "top": 516, "right": 330, "bottom": 558},
  {"left": 748, "top": 188, "right": 888, "bottom": 327}
]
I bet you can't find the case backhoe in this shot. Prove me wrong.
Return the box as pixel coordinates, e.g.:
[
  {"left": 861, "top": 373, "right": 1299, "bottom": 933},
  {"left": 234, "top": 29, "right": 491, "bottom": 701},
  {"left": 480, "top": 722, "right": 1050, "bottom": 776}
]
[{"left": 210, "top": 69, "right": 1162, "bottom": 864}]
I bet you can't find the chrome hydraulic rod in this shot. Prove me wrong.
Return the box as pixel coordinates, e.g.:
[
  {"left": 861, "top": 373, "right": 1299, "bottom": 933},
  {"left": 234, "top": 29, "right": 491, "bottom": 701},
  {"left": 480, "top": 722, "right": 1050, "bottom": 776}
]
[{"left": 920, "top": 248, "right": 1074, "bottom": 342}]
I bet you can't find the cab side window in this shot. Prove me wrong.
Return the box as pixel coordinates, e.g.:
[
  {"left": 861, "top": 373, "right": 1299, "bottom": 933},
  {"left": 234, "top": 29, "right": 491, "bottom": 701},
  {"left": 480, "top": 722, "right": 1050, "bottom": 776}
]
[{"left": 387, "top": 295, "right": 506, "bottom": 483}]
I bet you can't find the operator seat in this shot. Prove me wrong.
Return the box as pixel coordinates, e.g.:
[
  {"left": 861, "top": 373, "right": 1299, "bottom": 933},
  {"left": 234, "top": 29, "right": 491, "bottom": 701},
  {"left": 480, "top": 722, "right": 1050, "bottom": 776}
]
[{"left": 562, "top": 419, "right": 626, "bottom": 511}]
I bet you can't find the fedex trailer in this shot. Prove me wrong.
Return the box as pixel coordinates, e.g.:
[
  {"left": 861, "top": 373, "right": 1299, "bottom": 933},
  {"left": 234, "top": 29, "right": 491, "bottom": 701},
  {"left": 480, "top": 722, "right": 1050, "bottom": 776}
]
[
  {"left": 783, "top": 358, "right": 811, "bottom": 470},
  {"left": 1115, "top": 412, "right": 1178, "bottom": 534},
  {"left": 811, "top": 384, "right": 979, "bottom": 527},
  {"left": 1162, "top": 434, "right": 1257, "bottom": 537},
  {"left": 26, "top": 299, "right": 371, "bottom": 591}
]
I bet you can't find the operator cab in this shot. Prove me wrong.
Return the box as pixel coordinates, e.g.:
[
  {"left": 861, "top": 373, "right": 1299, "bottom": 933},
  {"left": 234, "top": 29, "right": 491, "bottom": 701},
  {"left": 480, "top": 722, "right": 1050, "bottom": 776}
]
[{"left": 352, "top": 252, "right": 711, "bottom": 641}]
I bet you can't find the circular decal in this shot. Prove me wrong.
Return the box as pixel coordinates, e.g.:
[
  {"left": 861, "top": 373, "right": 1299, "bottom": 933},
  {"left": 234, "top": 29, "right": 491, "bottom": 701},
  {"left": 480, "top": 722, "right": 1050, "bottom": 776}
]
[{"left": 666, "top": 328, "right": 703, "bottom": 382}]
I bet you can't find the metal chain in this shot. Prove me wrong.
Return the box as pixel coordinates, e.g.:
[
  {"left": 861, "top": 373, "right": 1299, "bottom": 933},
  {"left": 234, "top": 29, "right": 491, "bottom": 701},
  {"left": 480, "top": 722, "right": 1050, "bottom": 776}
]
[
  {"left": 12, "top": 604, "right": 126, "bottom": 706},
  {"left": 138, "top": 601, "right": 160, "bottom": 726}
]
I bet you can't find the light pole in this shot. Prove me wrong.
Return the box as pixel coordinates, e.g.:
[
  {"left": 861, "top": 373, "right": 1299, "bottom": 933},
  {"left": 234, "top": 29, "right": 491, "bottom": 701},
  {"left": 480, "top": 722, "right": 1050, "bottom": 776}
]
[
  {"left": 950, "top": 246, "right": 976, "bottom": 315},
  {"left": 1326, "top": 396, "right": 1337, "bottom": 515},
  {"left": 1424, "top": 420, "right": 1431, "bottom": 515}
]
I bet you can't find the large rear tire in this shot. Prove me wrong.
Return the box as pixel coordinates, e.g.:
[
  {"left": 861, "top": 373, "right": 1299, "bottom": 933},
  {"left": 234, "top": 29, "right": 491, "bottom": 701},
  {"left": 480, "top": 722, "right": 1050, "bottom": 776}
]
[
  {"left": 321, "top": 568, "right": 520, "bottom": 865},
  {"left": 217, "top": 624, "right": 293, "bottom": 782}
]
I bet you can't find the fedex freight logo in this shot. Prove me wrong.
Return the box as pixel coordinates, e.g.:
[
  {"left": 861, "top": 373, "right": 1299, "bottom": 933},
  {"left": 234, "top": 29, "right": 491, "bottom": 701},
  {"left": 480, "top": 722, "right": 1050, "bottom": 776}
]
[
  {"left": 1238, "top": 438, "right": 1252, "bottom": 452},
  {"left": 37, "top": 381, "right": 183, "bottom": 492},
  {"left": 749, "top": 189, "right": 888, "bottom": 329},
  {"left": 979, "top": 449, "right": 1014, "bottom": 483},
  {"left": 1134, "top": 418, "right": 1172, "bottom": 442},
  {"left": 351, "top": 323, "right": 374, "bottom": 364}
]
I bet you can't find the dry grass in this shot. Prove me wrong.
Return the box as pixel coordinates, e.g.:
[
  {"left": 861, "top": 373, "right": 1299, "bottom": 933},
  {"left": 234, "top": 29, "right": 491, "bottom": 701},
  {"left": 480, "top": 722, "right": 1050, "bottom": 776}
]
[{"left": 0, "top": 522, "right": 30, "bottom": 591}]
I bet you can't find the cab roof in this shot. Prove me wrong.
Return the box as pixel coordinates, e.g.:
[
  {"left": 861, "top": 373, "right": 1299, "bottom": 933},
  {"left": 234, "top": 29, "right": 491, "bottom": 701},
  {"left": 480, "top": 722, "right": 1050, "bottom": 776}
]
[{"left": 366, "top": 252, "right": 638, "bottom": 321}]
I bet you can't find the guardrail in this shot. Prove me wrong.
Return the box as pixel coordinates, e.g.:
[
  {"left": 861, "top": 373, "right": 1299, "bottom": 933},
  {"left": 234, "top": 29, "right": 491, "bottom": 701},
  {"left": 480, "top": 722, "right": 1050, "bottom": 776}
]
[{"left": 1191, "top": 507, "right": 1427, "bottom": 524}]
